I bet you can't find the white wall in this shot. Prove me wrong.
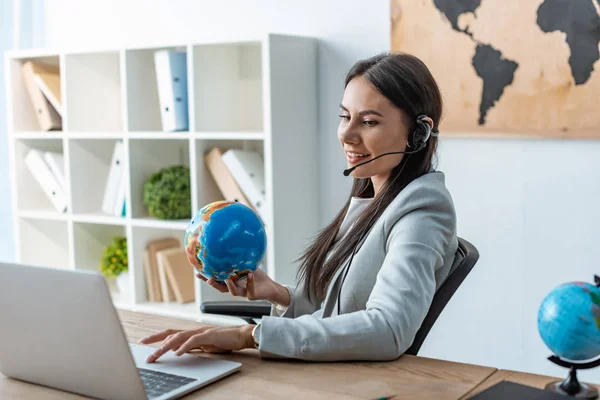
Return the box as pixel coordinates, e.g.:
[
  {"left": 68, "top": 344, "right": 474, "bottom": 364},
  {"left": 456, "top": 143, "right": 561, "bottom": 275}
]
[
  {"left": 39, "top": 0, "right": 600, "bottom": 383},
  {"left": 427, "top": 137, "right": 600, "bottom": 384}
]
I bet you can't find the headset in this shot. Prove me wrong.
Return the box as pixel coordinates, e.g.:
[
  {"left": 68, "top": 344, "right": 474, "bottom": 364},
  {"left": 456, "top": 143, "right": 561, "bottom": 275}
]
[{"left": 336, "top": 114, "right": 438, "bottom": 315}]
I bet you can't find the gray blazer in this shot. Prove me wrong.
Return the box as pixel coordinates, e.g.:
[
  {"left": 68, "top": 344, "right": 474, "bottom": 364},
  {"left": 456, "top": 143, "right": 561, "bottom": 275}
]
[{"left": 256, "top": 171, "right": 458, "bottom": 361}]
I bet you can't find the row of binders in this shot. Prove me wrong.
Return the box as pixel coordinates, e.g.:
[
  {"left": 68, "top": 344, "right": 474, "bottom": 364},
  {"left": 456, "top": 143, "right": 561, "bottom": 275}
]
[
  {"left": 144, "top": 237, "right": 194, "bottom": 303},
  {"left": 101, "top": 140, "right": 127, "bottom": 217},
  {"left": 205, "top": 147, "right": 267, "bottom": 224},
  {"left": 22, "top": 61, "right": 63, "bottom": 131},
  {"left": 25, "top": 150, "right": 68, "bottom": 213}
]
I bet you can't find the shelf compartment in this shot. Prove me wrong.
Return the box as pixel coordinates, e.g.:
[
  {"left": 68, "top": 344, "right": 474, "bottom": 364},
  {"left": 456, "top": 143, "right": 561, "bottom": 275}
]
[
  {"left": 69, "top": 138, "right": 127, "bottom": 216},
  {"left": 64, "top": 51, "right": 123, "bottom": 132},
  {"left": 7, "top": 55, "right": 63, "bottom": 133},
  {"left": 193, "top": 138, "right": 264, "bottom": 212},
  {"left": 17, "top": 217, "right": 69, "bottom": 269},
  {"left": 129, "top": 138, "right": 191, "bottom": 220},
  {"left": 72, "top": 222, "right": 126, "bottom": 272},
  {"left": 130, "top": 225, "right": 189, "bottom": 305},
  {"left": 192, "top": 42, "right": 263, "bottom": 132},
  {"left": 13, "top": 138, "right": 67, "bottom": 215},
  {"left": 124, "top": 46, "right": 189, "bottom": 132},
  {"left": 72, "top": 222, "right": 129, "bottom": 302}
]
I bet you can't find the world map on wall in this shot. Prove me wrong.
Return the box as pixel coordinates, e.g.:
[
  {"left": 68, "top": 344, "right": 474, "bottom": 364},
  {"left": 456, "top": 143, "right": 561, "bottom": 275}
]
[{"left": 391, "top": 0, "right": 600, "bottom": 137}]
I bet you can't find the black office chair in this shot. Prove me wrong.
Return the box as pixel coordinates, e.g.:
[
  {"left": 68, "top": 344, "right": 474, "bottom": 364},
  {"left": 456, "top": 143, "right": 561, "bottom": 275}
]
[{"left": 201, "top": 237, "right": 479, "bottom": 356}]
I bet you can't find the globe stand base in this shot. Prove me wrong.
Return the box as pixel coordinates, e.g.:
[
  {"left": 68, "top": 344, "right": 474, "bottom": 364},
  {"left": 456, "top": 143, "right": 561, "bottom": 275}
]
[{"left": 545, "top": 380, "right": 598, "bottom": 399}]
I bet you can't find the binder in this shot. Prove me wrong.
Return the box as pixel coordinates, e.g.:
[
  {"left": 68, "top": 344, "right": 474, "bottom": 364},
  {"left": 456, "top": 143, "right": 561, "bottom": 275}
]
[
  {"left": 43, "top": 151, "right": 66, "bottom": 192},
  {"left": 25, "top": 149, "right": 68, "bottom": 213},
  {"left": 101, "top": 140, "right": 124, "bottom": 215},
  {"left": 221, "top": 149, "right": 267, "bottom": 222},
  {"left": 154, "top": 50, "right": 189, "bottom": 132},
  {"left": 204, "top": 147, "right": 252, "bottom": 209},
  {"left": 34, "top": 71, "right": 62, "bottom": 117},
  {"left": 21, "top": 61, "right": 62, "bottom": 131},
  {"left": 112, "top": 161, "right": 127, "bottom": 217}
]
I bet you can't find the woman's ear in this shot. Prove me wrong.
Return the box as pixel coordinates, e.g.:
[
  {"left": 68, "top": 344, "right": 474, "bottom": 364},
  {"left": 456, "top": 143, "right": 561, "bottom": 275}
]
[{"left": 421, "top": 116, "right": 434, "bottom": 130}]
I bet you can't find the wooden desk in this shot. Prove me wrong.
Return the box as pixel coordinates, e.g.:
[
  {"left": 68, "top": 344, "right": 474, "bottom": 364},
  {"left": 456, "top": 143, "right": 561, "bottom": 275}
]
[{"left": 0, "top": 309, "right": 574, "bottom": 400}]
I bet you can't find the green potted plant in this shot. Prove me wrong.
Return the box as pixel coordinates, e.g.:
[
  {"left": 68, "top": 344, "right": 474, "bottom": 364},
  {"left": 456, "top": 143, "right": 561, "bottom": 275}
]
[
  {"left": 143, "top": 165, "right": 191, "bottom": 220},
  {"left": 100, "top": 236, "right": 129, "bottom": 294}
]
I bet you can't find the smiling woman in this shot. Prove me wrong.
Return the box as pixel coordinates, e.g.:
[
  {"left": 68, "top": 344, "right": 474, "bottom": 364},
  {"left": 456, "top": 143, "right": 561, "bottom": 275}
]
[{"left": 141, "top": 52, "right": 459, "bottom": 363}]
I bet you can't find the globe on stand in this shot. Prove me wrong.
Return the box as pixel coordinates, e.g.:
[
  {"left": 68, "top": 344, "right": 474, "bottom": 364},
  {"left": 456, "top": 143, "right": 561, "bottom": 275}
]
[
  {"left": 184, "top": 200, "right": 266, "bottom": 282},
  {"left": 537, "top": 275, "right": 600, "bottom": 398}
]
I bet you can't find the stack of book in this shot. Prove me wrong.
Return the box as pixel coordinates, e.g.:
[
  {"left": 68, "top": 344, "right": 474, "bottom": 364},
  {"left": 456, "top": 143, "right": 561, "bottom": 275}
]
[
  {"left": 205, "top": 147, "right": 267, "bottom": 224},
  {"left": 143, "top": 238, "right": 195, "bottom": 304}
]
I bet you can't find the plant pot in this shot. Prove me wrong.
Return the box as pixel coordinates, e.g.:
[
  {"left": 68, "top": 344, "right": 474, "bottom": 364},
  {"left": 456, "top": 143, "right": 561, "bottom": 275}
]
[{"left": 116, "top": 271, "right": 130, "bottom": 295}]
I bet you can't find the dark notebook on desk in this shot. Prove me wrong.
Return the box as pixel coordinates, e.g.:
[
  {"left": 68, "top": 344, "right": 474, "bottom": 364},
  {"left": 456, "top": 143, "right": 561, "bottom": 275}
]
[{"left": 467, "top": 381, "right": 569, "bottom": 399}]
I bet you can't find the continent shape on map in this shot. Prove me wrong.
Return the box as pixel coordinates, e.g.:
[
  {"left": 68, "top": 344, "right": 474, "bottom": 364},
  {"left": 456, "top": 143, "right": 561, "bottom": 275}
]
[
  {"left": 433, "top": 0, "right": 519, "bottom": 125},
  {"left": 472, "top": 45, "right": 518, "bottom": 125},
  {"left": 537, "top": 0, "right": 600, "bottom": 85},
  {"left": 433, "top": 0, "right": 481, "bottom": 36}
]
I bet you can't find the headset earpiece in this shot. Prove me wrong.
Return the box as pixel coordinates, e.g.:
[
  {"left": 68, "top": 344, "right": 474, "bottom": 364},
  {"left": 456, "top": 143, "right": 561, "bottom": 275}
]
[{"left": 409, "top": 114, "right": 434, "bottom": 150}]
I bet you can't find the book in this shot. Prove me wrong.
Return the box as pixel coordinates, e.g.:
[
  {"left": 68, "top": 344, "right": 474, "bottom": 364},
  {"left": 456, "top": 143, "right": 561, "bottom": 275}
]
[
  {"left": 43, "top": 151, "right": 66, "bottom": 192},
  {"left": 157, "top": 249, "right": 176, "bottom": 303},
  {"left": 221, "top": 149, "right": 267, "bottom": 223},
  {"left": 24, "top": 150, "right": 67, "bottom": 213},
  {"left": 21, "top": 61, "right": 62, "bottom": 131},
  {"left": 101, "top": 140, "right": 124, "bottom": 215},
  {"left": 204, "top": 147, "right": 252, "bottom": 209},
  {"left": 158, "top": 247, "right": 195, "bottom": 304},
  {"left": 467, "top": 381, "right": 572, "bottom": 399},
  {"left": 154, "top": 50, "right": 189, "bottom": 132},
  {"left": 34, "top": 71, "right": 62, "bottom": 117},
  {"left": 142, "top": 251, "right": 156, "bottom": 303},
  {"left": 145, "top": 238, "right": 180, "bottom": 302}
]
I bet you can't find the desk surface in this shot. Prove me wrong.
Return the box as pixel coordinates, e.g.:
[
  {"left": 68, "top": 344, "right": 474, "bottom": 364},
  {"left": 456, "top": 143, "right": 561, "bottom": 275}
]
[{"left": 0, "top": 309, "right": 580, "bottom": 400}]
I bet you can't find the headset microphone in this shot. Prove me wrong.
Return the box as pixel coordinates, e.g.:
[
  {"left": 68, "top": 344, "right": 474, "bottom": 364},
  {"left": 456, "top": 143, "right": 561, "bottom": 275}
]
[{"left": 342, "top": 143, "right": 425, "bottom": 177}]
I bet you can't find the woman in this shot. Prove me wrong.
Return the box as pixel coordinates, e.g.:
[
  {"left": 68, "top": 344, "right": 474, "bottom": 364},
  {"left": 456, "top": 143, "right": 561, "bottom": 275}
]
[{"left": 140, "top": 52, "right": 458, "bottom": 362}]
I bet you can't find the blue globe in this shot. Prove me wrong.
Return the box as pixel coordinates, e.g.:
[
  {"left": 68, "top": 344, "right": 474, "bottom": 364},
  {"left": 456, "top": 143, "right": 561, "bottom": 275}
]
[
  {"left": 184, "top": 200, "right": 266, "bottom": 282},
  {"left": 538, "top": 281, "right": 600, "bottom": 361}
]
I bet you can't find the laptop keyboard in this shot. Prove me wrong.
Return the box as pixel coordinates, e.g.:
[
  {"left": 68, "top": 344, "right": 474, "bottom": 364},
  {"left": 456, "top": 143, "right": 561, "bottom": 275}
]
[{"left": 138, "top": 368, "right": 197, "bottom": 399}]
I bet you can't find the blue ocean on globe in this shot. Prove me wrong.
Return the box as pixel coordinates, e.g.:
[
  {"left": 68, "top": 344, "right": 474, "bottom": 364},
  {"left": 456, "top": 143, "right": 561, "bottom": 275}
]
[
  {"left": 184, "top": 200, "right": 266, "bottom": 282},
  {"left": 538, "top": 282, "right": 600, "bottom": 361}
]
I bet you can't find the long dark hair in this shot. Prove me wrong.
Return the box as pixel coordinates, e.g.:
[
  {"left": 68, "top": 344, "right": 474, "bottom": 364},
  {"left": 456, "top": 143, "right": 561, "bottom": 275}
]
[{"left": 297, "top": 52, "right": 444, "bottom": 303}]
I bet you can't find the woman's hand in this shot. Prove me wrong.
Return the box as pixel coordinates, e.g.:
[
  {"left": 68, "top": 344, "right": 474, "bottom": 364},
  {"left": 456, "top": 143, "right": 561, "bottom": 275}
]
[
  {"left": 138, "top": 325, "right": 255, "bottom": 363},
  {"left": 196, "top": 268, "right": 290, "bottom": 306}
]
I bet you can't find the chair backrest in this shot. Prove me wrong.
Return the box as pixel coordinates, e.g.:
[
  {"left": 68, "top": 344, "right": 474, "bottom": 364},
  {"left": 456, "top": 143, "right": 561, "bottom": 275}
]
[{"left": 404, "top": 237, "right": 479, "bottom": 356}]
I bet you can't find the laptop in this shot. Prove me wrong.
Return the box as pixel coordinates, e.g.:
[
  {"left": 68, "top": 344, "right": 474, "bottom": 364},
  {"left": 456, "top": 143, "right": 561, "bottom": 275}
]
[{"left": 0, "top": 262, "right": 242, "bottom": 400}]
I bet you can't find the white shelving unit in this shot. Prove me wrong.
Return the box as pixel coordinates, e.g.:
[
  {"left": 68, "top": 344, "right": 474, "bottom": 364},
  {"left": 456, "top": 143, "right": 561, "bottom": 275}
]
[{"left": 4, "top": 34, "right": 319, "bottom": 323}]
